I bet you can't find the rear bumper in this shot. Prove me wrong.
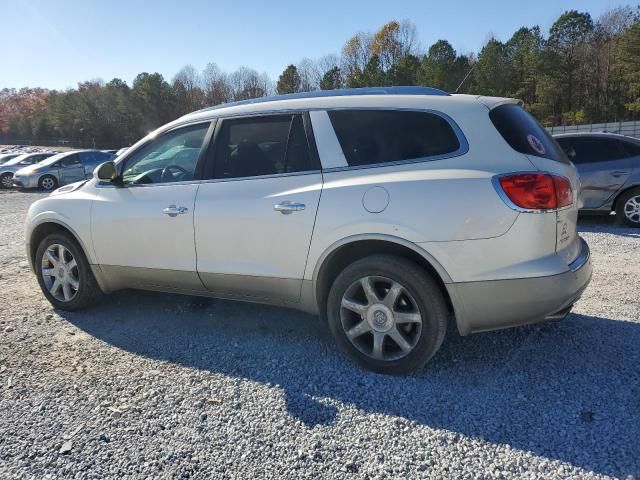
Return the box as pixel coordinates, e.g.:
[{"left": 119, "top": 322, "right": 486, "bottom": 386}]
[{"left": 447, "top": 237, "right": 592, "bottom": 335}]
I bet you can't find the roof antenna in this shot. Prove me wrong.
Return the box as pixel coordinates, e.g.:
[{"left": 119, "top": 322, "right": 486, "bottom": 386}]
[{"left": 454, "top": 63, "right": 476, "bottom": 93}]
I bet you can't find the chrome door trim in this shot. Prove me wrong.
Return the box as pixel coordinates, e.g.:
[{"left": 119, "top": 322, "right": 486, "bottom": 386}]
[{"left": 199, "top": 169, "right": 322, "bottom": 185}]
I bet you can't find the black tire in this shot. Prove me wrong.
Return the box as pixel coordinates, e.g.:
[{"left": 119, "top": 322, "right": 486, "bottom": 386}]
[
  {"left": 35, "top": 232, "right": 103, "bottom": 310},
  {"left": 38, "top": 175, "right": 58, "bottom": 191},
  {"left": 615, "top": 188, "right": 640, "bottom": 228},
  {"left": 0, "top": 172, "right": 12, "bottom": 189},
  {"left": 326, "top": 254, "right": 448, "bottom": 375}
]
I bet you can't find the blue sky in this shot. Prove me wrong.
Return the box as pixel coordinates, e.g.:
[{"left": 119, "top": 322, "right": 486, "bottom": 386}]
[{"left": 0, "top": 0, "right": 620, "bottom": 90}]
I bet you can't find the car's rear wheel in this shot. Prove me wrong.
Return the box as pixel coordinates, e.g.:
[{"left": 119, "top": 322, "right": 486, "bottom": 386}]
[
  {"left": 616, "top": 188, "right": 640, "bottom": 228},
  {"left": 38, "top": 175, "right": 58, "bottom": 191},
  {"left": 35, "top": 232, "right": 103, "bottom": 310},
  {"left": 326, "top": 254, "right": 448, "bottom": 375},
  {"left": 0, "top": 173, "right": 12, "bottom": 189}
]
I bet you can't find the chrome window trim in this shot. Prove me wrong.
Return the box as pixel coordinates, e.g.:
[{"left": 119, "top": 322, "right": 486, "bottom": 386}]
[
  {"left": 96, "top": 169, "right": 323, "bottom": 188},
  {"left": 200, "top": 169, "right": 322, "bottom": 185},
  {"left": 95, "top": 179, "right": 203, "bottom": 188},
  {"left": 203, "top": 112, "right": 321, "bottom": 182},
  {"left": 318, "top": 107, "right": 469, "bottom": 172}
]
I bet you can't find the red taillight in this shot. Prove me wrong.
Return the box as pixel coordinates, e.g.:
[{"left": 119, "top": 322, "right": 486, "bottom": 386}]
[
  {"left": 497, "top": 173, "right": 573, "bottom": 210},
  {"left": 552, "top": 175, "right": 573, "bottom": 208}
]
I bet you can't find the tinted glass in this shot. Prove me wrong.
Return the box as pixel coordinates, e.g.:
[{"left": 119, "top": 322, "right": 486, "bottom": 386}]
[
  {"left": 562, "top": 137, "right": 628, "bottom": 164},
  {"left": 122, "top": 123, "right": 209, "bottom": 184},
  {"left": 622, "top": 141, "right": 640, "bottom": 157},
  {"left": 328, "top": 110, "right": 460, "bottom": 167},
  {"left": 82, "top": 151, "right": 112, "bottom": 163},
  {"left": 212, "top": 114, "right": 314, "bottom": 179},
  {"left": 490, "top": 104, "right": 569, "bottom": 163},
  {"left": 60, "top": 154, "right": 81, "bottom": 167}
]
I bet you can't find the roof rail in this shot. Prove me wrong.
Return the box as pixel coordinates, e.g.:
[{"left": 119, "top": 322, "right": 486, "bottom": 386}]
[{"left": 198, "top": 86, "right": 449, "bottom": 113}]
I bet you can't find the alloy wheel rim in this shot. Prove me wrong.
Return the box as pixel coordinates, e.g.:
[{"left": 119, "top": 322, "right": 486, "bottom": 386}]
[
  {"left": 41, "top": 243, "right": 79, "bottom": 302},
  {"left": 42, "top": 178, "right": 55, "bottom": 190},
  {"left": 340, "top": 275, "right": 423, "bottom": 361},
  {"left": 624, "top": 195, "right": 640, "bottom": 224},
  {"left": 1, "top": 175, "right": 12, "bottom": 188}
]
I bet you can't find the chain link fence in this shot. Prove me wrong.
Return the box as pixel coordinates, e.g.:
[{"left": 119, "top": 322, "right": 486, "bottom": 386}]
[{"left": 547, "top": 120, "right": 640, "bottom": 139}]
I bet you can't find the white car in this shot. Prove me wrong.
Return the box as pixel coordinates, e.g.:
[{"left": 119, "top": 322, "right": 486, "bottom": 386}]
[{"left": 25, "top": 87, "right": 592, "bottom": 374}]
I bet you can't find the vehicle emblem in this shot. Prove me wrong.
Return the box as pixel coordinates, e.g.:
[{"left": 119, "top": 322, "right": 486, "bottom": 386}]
[{"left": 527, "top": 134, "right": 546, "bottom": 155}]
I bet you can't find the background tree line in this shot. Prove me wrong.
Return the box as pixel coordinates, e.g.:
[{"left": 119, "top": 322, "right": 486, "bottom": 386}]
[{"left": 1, "top": 6, "right": 640, "bottom": 148}]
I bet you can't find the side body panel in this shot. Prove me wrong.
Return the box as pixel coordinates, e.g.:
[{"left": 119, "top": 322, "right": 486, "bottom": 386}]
[
  {"left": 194, "top": 173, "right": 323, "bottom": 302},
  {"left": 577, "top": 157, "right": 634, "bottom": 209},
  {"left": 305, "top": 100, "right": 536, "bottom": 284},
  {"left": 90, "top": 183, "right": 203, "bottom": 291}
]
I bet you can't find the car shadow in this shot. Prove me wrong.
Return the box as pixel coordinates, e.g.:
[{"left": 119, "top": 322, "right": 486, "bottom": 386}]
[
  {"left": 57, "top": 290, "right": 640, "bottom": 477},
  {"left": 578, "top": 213, "right": 640, "bottom": 238}
]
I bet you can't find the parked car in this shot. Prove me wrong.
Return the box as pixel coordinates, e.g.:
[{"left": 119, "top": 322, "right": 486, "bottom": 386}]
[
  {"left": 24, "top": 87, "right": 592, "bottom": 374},
  {"left": 0, "top": 152, "right": 57, "bottom": 188},
  {"left": 13, "top": 149, "right": 115, "bottom": 190},
  {"left": 554, "top": 132, "right": 640, "bottom": 227},
  {"left": 0, "top": 153, "right": 21, "bottom": 166}
]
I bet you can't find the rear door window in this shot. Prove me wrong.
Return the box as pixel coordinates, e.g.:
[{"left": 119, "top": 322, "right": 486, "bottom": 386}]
[
  {"left": 328, "top": 110, "right": 461, "bottom": 167},
  {"left": 622, "top": 141, "right": 640, "bottom": 157},
  {"left": 489, "top": 103, "right": 569, "bottom": 163},
  {"left": 211, "top": 114, "right": 316, "bottom": 179},
  {"left": 60, "top": 154, "right": 81, "bottom": 167},
  {"left": 564, "top": 137, "right": 628, "bottom": 164}
]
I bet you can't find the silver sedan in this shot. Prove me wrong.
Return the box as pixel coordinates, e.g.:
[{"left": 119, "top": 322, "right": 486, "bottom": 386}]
[{"left": 13, "top": 150, "right": 115, "bottom": 190}]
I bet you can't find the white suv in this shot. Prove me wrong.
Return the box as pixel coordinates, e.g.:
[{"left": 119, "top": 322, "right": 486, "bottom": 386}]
[{"left": 25, "top": 87, "right": 592, "bottom": 374}]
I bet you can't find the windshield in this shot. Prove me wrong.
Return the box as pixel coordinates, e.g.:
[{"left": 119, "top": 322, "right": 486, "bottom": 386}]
[
  {"left": 0, "top": 154, "right": 19, "bottom": 163},
  {"left": 3, "top": 154, "right": 32, "bottom": 166}
]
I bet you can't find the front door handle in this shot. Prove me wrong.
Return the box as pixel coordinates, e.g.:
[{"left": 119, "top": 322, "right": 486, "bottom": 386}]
[
  {"left": 163, "top": 205, "right": 188, "bottom": 217},
  {"left": 274, "top": 201, "right": 306, "bottom": 214}
]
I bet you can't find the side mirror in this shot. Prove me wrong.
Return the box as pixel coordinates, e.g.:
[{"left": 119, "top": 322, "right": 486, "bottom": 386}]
[{"left": 94, "top": 161, "right": 117, "bottom": 181}]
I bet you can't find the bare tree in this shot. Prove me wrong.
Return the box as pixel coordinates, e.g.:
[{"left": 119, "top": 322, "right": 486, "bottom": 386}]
[
  {"left": 296, "top": 58, "right": 320, "bottom": 92},
  {"left": 202, "top": 63, "right": 232, "bottom": 106},
  {"left": 341, "top": 31, "right": 373, "bottom": 77},
  {"left": 172, "top": 65, "right": 204, "bottom": 114},
  {"left": 229, "top": 67, "right": 272, "bottom": 101}
]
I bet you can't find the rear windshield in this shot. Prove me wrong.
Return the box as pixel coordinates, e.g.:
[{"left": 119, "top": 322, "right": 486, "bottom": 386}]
[{"left": 489, "top": 103, "right": 569, "bottom": 163}]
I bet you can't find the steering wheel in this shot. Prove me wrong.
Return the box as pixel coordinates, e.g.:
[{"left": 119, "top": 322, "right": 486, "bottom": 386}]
[{"left": 160, "top": 165, "right": 189, "bottom": 183}]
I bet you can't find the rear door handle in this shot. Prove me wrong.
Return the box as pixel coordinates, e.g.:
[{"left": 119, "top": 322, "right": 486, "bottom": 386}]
[
  {"left": 611, "top": 171, "right": 629, "bottom": 178},
  {"left": 163, "top": 205, "right": 188, "bottom": 217},
  {"left": 274, "top": 201, "right": 306, "bottom": 214}
]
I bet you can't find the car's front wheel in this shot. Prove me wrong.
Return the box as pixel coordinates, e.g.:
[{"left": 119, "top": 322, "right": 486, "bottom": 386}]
[
  {"left": 0, "top": 173, "right": 13, "bottom": 189},
  {"left": 616, "top": 188, "right": 640, "bottom": 228},
  {"left": 326, "top": 254, "right": 448, "bottom": 375},
  {"left": 38, "top": 175, "right": 58, "bottom": 191},
  {"left": 35, "top": 232, "right": 103, "bottom": 310}
]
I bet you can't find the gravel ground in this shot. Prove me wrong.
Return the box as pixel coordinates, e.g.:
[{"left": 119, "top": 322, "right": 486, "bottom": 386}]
[{"left": 0, "top": 190, "right": 638, "bottom": 479}]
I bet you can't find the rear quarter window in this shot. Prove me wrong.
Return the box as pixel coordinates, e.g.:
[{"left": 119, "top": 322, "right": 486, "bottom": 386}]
[
  {"left": 328, "top": 110, "right": 462, "bottom": 167},
  {"left": 490, "top": 103, "right": 569, "bottom": 163}
]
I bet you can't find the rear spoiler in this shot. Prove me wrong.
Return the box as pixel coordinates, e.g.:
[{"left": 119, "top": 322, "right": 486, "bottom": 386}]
[{"left": 477, "top": 96, "right": 523, "bottom": 110}]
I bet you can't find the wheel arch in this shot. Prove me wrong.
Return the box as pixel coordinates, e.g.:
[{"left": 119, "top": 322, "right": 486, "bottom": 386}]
[
  {"left": 312, "top": 234, "right": 454, "bottom": 320},
  {"left": 612, "top": 183, "right": 640, "bottom": 211},
  {"left": 28, "top": 220, "right": 93, "bottom": 271}
]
